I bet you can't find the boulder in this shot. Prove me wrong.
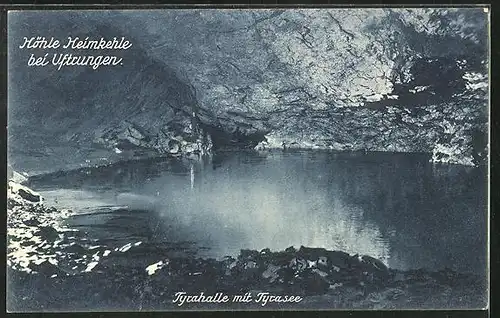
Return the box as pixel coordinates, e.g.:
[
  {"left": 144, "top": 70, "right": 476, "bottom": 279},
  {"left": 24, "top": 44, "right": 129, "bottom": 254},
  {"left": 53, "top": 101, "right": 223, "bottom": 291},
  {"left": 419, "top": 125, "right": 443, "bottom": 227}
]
[
  {"left": 294, "top": 270, "right": 330, "bottom": 295},
  {"left": 361, "top": 255, "right": 389, "bottom": 274},
  {"left": 18, "top": 188, "right": 41, "bottom": 203},
  {"left": 35, "top": 226, "right": 60, "bottom": 242},
  {"left": 261, "top": 264, "right": 281, "bottom": 283},
  {"left": 28, "top": 260, "right": 64, "bottom": 277}
]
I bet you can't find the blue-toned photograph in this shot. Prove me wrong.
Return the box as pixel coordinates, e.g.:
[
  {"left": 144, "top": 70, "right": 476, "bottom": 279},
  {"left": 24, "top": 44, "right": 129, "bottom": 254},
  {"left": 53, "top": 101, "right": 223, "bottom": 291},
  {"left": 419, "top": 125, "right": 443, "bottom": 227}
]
[{"left": 6, "top": 7, "right": 489, "bottom": 311}]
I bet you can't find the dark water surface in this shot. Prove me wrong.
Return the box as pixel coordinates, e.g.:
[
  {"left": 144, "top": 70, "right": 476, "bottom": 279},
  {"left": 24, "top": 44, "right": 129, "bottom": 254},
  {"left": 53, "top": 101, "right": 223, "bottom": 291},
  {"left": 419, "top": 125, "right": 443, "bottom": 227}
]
[{"left": 27, "top": 150, "right": 488, "bottom": 276}]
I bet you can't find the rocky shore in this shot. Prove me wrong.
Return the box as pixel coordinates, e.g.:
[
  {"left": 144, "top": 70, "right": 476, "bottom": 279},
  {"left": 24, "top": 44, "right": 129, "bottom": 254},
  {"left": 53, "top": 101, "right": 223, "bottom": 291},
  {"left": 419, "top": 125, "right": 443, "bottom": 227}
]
[{"left": 7, "top": 180, "right": 487, "bottom": 311}]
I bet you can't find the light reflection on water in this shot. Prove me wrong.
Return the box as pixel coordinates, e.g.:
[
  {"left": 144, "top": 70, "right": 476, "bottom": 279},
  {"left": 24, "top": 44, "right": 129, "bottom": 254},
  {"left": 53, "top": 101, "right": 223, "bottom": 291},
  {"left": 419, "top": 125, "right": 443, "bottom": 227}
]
[
  {"left": 32, "top": 150, "right": 487, "bottom": 275},
  {"left": 149, "top": 158, "right": 392, "bottom": 265}
]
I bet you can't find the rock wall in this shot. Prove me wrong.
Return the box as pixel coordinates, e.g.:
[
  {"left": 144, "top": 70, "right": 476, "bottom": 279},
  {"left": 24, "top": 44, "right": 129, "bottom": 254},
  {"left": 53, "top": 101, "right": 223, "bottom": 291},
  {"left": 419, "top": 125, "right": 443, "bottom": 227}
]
[{"left": 8, "top": 8, "right": 489, "bottom": 172}]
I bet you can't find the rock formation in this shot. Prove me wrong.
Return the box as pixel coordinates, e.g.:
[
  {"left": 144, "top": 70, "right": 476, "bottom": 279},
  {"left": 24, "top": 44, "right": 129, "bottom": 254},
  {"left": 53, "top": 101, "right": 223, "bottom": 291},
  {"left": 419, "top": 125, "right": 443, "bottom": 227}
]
[{"left": 7, "top": 8, "right": 488, "bottom": 173}]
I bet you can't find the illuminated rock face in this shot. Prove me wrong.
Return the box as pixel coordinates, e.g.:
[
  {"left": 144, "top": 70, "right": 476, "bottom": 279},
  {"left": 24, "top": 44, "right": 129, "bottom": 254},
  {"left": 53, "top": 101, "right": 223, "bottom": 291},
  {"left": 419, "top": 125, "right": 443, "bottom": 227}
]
[{"left": 8, "top": 8, "right": 488, "bottom": 171}]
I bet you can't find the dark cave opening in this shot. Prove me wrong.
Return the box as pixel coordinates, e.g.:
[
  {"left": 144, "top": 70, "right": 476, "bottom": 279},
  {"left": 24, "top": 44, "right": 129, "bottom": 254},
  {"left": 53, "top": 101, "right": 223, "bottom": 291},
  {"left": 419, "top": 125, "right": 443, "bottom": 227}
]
[{"left": 200, "top": 123, "right": 267, "bottom": 151}]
